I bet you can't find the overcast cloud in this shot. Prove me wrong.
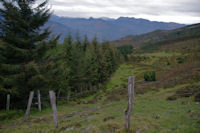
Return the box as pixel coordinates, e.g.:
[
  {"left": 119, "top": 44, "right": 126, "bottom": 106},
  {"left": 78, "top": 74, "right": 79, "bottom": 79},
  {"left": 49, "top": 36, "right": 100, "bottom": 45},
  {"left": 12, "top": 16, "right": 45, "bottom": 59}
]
[{"left": 44, "top": 0, "right": 200, "bottom": 24}]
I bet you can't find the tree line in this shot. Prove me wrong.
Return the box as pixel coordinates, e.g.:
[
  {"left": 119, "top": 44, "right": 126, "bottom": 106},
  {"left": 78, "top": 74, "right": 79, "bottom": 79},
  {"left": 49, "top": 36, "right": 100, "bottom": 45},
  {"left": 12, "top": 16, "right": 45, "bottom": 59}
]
[{"left": 0, "top": 0, "right": 122, "bottom": 109}]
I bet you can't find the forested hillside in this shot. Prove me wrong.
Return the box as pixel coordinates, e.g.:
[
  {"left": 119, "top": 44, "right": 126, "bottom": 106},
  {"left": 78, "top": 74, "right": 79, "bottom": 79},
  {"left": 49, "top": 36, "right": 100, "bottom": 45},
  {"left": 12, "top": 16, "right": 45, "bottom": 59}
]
[{"left": 0, "top": 0, "right": 121, "bottom": 109}]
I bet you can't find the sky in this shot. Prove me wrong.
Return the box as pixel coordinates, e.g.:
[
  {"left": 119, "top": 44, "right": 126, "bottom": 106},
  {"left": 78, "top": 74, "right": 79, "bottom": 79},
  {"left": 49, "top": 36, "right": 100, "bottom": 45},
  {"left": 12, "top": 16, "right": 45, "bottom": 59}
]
[{"left": 31, "top": 0, "right": 200, "bottom": 24}]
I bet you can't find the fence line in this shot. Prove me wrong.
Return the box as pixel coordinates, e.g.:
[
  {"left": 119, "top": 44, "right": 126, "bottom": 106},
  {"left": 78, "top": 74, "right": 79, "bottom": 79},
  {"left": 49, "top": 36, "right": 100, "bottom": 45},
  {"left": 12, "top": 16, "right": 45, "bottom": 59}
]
[
  {"left": 31, "top": 88, "right": 100, "bottom": 101},
  {"left": 29, "top": 87, "right": 200, "bottom": 103},
  {"left": 4, "top": 75, "right": 200, "bottom": 130}
]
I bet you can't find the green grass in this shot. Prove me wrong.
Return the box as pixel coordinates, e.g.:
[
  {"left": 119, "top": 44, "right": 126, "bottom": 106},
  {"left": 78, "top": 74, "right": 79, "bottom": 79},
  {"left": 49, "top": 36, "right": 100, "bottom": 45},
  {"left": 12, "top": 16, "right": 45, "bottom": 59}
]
[
  {"left": 1, "top": 44, "right": 200, "bottom": 132},
  {"left": 0, "top": 84, "right": 199, "bottom": 133},
  {"left": 137, "top": 52, "right": 181, "bottom": 66},
  {"left": 140, "top": 52, "right": 181, "bottom": 57},
  {"left": 106, "top": 63, "right": 134, "bottom": 89},
  {"left": 106, "top": 63, "right": 150, "bottom": 90}
]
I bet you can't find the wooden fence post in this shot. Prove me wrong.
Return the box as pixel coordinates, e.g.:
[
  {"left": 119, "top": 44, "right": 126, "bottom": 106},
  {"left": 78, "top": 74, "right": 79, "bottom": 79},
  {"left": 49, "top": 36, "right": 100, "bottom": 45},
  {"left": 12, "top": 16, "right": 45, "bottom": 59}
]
[
  {"left": 37, "top": 90, "right": 41, "bottom": 111},
  {"left": 6, "top": 94, "right": 10, "bottom": 111},
  {"left": 124, "top": 76, "right": 135, "bottom": 131},
  {"left": 24, "top": 91, "right": 34, "bottom": 121},
  {"left": 67, "top": 90, "right": 71, "bottom": 103},
  {"left": 49, "top": 90, "right": 58, "bottom": 128}
]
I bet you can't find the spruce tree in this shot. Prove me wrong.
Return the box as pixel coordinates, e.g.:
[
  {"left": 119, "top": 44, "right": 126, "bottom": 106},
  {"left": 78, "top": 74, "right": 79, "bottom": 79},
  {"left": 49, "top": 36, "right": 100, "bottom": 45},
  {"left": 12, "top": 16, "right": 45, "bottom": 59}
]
[
  {"left": 63, "top": 34, "right": 73, "bottom": 91},
  {"left": 0, "top": 0, "right": 51, "bottom": 108},
  {"left": 83, "top": 35, "right": 89, "bottom": 52}
]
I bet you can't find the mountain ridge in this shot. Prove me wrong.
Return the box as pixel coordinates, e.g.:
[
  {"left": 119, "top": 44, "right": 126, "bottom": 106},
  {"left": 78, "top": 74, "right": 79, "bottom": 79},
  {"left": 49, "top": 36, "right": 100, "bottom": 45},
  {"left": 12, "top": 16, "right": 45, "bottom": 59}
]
[{"left": 46, "top": 15, "right": 185, "bottom": 42}]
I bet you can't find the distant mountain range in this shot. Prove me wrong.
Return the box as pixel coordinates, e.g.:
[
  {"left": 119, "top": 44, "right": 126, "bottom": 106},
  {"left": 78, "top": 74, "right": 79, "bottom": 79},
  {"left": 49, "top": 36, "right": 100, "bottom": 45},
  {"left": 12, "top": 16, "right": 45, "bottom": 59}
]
[
  {"left": 112, "top": 23, "right": 200, "bottom": 50},
  {"left": 46, "top": 15, "right": 185, "bottom": 42}
]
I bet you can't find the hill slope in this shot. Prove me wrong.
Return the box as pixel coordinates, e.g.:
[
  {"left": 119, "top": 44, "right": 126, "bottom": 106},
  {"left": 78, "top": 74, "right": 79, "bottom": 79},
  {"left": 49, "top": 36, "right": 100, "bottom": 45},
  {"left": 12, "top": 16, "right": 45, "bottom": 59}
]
[
  {"left": 112, "top": 23, "right": 200, "bottom": 48},
  {"left": 0, "top": 33, "right": 200, "bottom": 132}
]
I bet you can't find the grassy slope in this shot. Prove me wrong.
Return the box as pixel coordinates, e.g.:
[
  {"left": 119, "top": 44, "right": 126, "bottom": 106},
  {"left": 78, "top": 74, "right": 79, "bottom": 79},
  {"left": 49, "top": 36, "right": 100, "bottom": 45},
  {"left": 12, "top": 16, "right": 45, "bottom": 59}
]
[
  {"left": 112, "top": 23, "right": 200, "bottom": 48},
  {"left": 0, "top": 84, "right": 200, "bottom": 133},
  {"left": 0, "top": 37, "right": 200, "bottom": 132}
]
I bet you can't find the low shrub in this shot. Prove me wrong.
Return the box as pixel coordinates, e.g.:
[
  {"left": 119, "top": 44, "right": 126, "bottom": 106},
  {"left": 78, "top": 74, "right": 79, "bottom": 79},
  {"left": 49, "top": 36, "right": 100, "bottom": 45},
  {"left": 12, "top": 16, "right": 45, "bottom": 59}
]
[
  {"left": 144, "top": 71, "right": 156, "bottom": 81},
  {"left": 176, "top": 57, "right": 184, "bottom": 64}
]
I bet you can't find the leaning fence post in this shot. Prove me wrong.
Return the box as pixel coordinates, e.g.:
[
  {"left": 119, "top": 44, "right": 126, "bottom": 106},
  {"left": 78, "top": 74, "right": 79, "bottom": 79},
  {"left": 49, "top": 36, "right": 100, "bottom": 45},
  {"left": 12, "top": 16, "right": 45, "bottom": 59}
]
[
  {"left": 49, "top": 90, "right": 58, "bottom": 128},
  {"left": 37, "top": 90, "right": 41, "bottom": 111},
  {"left": 6, "top": 94, "right": 10, "bottom": 111},
  {"left": 124, "top": 76, "right": 135, "bottom": 131},
  {"left": 24, "top": 91, "right": 34, "bottom": 121}
]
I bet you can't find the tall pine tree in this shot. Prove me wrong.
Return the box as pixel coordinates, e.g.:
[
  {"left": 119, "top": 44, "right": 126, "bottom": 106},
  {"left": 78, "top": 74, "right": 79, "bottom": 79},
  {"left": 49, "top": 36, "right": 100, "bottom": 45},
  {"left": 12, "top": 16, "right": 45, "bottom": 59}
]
[
  {"left": 0, "top": 0, "right": 51, "bottom": 108},
  {"left": 62, "top": 34, "right": 73, "bottom": 93}
]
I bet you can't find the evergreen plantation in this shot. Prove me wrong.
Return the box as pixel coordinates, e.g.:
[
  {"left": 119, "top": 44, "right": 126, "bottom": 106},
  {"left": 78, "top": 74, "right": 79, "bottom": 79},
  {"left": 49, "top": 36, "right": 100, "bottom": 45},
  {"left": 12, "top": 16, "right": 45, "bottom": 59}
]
[{"left": 0, "top": 0, "right": 121, "bottom": 109}]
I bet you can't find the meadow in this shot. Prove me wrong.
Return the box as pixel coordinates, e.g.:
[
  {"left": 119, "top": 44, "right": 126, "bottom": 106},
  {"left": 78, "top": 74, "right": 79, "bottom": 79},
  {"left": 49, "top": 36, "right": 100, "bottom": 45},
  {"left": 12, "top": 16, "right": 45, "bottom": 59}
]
[{"left": 0, "top": 37, "right": 200, "bottom": 133}]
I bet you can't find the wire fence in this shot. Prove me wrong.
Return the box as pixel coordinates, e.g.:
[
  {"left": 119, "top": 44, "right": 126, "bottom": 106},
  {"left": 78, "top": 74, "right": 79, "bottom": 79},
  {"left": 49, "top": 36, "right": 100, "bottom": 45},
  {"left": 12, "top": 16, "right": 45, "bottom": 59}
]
[
  {"left": 31, "top": 88, "right": 100, "bottom": 103},
  {"left": 31, "top": 88, "right": 200, "bottom": 105},
  {"left": 3, "top": 80, "right": 200, "bottom": 129}
]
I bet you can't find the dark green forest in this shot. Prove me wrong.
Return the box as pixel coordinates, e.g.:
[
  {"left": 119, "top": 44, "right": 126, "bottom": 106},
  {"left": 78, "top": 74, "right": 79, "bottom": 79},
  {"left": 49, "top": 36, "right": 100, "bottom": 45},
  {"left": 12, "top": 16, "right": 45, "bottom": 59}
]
[
  {"left": 117, "top": 45, "right": 133, "bottom": 60},
  {"left": 0, "top": 0, "right": 121, "bottom": 109}
]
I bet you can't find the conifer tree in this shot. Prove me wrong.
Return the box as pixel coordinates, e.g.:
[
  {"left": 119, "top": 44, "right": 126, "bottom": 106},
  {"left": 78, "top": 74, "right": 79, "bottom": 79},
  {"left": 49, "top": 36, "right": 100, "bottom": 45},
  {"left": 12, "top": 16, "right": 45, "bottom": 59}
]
[
  {"left": 63, "top": 34, "right": 73, "bottom": 91},
  {"left": 74, "top": 33, "right": 85, "bottom": 91},
  {"left": 0, "top": 0, "right": 51, "bottom": 108},
  {"left": 75, "top": 31, "right": 81, "bottom": 48},
  {"left": 83, "top": 35, "right": 89, "bottom": 52}
]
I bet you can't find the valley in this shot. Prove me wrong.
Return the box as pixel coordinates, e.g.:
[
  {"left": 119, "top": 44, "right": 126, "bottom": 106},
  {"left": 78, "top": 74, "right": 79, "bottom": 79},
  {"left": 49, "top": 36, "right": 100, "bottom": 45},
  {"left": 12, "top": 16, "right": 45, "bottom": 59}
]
[{"left": 1, "top": 34, "right": 200, "bottom": 132}]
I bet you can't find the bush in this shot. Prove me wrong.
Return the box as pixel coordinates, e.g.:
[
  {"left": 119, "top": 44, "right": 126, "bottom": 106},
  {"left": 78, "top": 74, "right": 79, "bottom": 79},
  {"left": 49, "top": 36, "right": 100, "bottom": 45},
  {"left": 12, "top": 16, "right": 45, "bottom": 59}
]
[
  {"left": 144, "top": 71, "right": 156, "bottom": 81},
  {"left": 176, "top": 57, "right": 184, "bottom": 64}
]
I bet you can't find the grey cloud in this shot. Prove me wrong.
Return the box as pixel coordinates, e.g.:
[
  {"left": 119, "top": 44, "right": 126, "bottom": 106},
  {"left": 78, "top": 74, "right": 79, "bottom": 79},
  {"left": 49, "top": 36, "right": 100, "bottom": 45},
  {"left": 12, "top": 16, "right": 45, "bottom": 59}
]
[{"left": 45, "top": 0, "right": 200, "bottom": 24}]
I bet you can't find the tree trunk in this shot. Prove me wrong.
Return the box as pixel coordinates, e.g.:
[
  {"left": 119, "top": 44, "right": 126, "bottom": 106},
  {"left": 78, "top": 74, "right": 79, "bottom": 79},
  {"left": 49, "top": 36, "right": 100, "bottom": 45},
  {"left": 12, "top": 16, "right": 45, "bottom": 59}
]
[
  {"left": 80, "top": 86, "right": 83, "bottom": 95},
  {"left": 57, "top": 89, "right": 61, "bottom": 98}
]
